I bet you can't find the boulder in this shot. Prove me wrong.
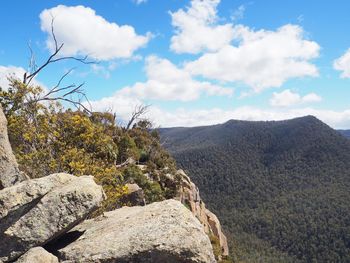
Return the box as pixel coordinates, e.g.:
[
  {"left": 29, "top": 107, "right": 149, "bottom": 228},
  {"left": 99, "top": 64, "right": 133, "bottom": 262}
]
[
  {"left": 0, "top": 173, "right": 105, "bottom": 262},
  {"left": 15, "top": 247, "right": 58, "bottom": 263},
  {"left": 0, "top": 106, "right": 26, "bottom": 189},
  {"left": 0, "top": 173, "right": 75, "bottom": 220},
  {"left": 54, "top": 199, "right": 216, "bottom": 263}
]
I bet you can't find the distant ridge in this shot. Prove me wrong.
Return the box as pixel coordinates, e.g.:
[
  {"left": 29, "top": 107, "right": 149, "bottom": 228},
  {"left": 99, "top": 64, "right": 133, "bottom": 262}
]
[
  {"left": 159, "top": 115, "right": 350, "bottom": 262},
  {"left": 338, "top": 129, "right": 350, "bottom": 138}
]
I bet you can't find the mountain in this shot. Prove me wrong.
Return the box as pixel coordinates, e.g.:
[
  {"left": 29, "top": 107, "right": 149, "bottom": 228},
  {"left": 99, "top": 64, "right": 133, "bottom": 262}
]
[
  {"left": 338, "top": 129, "right": 350, "bottom": 138},
  {"left": 159, "top": 116, "right": 350, "bottom": 263}
]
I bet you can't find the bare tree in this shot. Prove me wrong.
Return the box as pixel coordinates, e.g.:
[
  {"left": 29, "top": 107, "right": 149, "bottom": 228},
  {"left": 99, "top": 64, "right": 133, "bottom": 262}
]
[
  {"left": 23, "top": 17, "right": 95, "bottom": 112},
  {"left": 125, "top": 104, "right": 150, "bottom": 130}
]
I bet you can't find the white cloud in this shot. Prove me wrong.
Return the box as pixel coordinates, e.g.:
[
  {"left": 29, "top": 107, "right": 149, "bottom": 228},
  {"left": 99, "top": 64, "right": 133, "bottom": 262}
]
[
  {"left": 185, "top": 24, "right": 320, "bottom": 92},
  {"left": 170, "top": 0, "right": 234, "bottom": 54},
  {"left": 40, "top": 5, "right": 151, "bottom": 61},
  {"left": 117, "top": 55, "right": 233, "bottom": 101},
  {"left": 91, "top": 64, "right": 111, "bottom": 79},
  {"left": 270, "top": 89, "right": 322, "bottom": 107},
  {"left": 231, "top": 5, "right": 245, "bottom": 21},
  {"left": 0, "top": 66, "right": 45, "bottom": 91},
  {"left": 148, "top": 107, "right": 350, "bottom": 129},
  {"left": 0, "top": 66, "right": 25, "bottom": 90},
  {"left": 149, "top": 106, "right": 350, "bottom": 129},
  {"left": 87, "top": 94, "right": 143, "bottom": 125},
  {"left": 334, "top": 48, "right": 350, "bottom": 78},
  {"left": 133, "top": 0, "right": 147, "bottom": 5},
  {"left": 85, "top": 94, "right": 350, "bottom": 129},
  {"left": 302, "top": 93, "right": 322, "bottom": 103}
]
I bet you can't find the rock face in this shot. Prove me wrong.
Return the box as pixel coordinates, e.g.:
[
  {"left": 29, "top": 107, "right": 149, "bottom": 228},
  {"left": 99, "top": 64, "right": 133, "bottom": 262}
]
[
  {"left": 0, "top": 106, "right": 26, "bottom": 189},
  {"left": 0, "top": 173, "right": 105, "bottom": 262},
  {"left": 15, "top": 247, "right": 58, "bottom": 263},
  {"left": 176, "top": 170, "right": 229, "bottom": 258},
  {"left": 54, "top": 199, "right": 216, "bottom": 263},
  {"left": 135, "top": 165, "right": 229, "bottom": 259}
]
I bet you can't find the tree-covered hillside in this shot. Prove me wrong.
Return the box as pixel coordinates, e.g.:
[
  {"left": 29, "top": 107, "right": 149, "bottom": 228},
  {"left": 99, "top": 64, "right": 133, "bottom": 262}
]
[
  {"left": 160, "top": 117, "right": 350, "bottom": 262},
  {"left": 338, "top": 129, "right": 350, "bottom": 139}
]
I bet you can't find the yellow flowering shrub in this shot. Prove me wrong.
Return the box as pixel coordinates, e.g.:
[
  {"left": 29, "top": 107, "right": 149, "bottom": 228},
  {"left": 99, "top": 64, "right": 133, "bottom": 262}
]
[{"left": 0, "top": 78, "right": 178, "bottom": 213}]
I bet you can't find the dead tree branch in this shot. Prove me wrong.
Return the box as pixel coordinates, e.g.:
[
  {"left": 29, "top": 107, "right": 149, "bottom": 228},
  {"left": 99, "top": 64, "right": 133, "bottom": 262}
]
[
  {"left": 23, "top": 18, "right": 95, "bottom": 86},
  {"left": 126, "top": 104, "right": 150, "bottom": 130},
  {"left": 22, "top": 17, "right": 95, "bottom": 113}
]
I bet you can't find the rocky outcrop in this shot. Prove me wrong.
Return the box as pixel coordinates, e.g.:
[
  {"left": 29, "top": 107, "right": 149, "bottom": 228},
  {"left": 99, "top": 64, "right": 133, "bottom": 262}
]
[
  {"left": 15, "top": 247, "right": 58, "bottom": 263},
  {"left": 134, "top": 164, "right": 229, "bottom": 260},
  {"left": 0, "top": 173, "right": 105, "bottom": 262},
  {"left": 0, "top": 106, "right": 26, "bottom": 189},
  {"left": 206, "top": 211, "right": 228, "bottom": 256},
  {"left": 53, "top": 199, "right": 216, "bottom": 263},
  {"left": 0, "top": 106, "right": 220, "bottom": 263},
  {"left": 176, "top": 170, "right": 229, "bottom": 259},
  {"left": 120, "top": 183, "right": 146, "bottom": 206}
]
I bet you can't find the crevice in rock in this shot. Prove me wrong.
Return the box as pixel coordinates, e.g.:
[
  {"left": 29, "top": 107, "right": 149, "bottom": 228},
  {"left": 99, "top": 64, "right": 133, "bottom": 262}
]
[{"left": 44, "top": 230, "right": 85, "bottom": 256}]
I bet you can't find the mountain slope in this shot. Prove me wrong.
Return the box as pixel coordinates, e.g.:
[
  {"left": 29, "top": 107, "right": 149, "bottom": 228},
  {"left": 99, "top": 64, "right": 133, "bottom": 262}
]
[
  {"left": 338, "top": 129, "right": 350, "bottom": 138},
  {"left": 159, "top": 116, "right": 350, "bottom": 263}
]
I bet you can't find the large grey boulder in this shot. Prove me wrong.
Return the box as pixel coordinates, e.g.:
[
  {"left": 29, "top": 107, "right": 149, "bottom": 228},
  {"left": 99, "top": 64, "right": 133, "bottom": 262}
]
[
  {"left": 0, "top": 173, "right": 105, "bottom": 262},
  {"left": 0, "top": 106, "right": 26, "bottom": 189},
  {"left": 55, "top": 199, "right": 216, "bottom": 263},
  {"left": 15, "top": 247, "right": 58, "bottom": 263},
  {"left": 0, "top": 173, "right": 75, "bottom": 220}
]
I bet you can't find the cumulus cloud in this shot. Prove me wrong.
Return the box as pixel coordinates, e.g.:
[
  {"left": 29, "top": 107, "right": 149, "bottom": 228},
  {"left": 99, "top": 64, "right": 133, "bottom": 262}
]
[
  {"left": 117, "top": 55, "right": 233, "bottom": 101},
  {"left": 170, "top": 0, "right": 234, "bottom": 54},
  {"left": 85, "top": 93, "right": 350, "bottom": 129},
  {"left": 270, "top": 89, "right": 322, "bottom": 107},
  {"left": 145, "top": 106, "right": 350, "bottom": 128},
  {"left": 87, "top": 94, "right": 143, "bottom": 125},
  {"left": 0, "top": 66, "right": 45, "bottom": 91},
  {"left": 0, "top": 66, "right": 25, "bottom": 90},
  {"left": 185, "top": 24, "right": 320, "bottom": 92},
  {"left": 334, "top": 48, "right": 350, "bottom": 78},
  {"left": 155, "top": 107, "right": 350, "bottom": 129},
  {"left": 40, "top": 5, "right": 151, "bottom": 61}
]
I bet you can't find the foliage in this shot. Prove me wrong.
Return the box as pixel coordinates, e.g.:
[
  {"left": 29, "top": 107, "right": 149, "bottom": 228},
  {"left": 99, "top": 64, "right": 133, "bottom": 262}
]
[
  {"left": 160, "top": 117, "right": 350, "bottom": 263},
  {"left": 210, "top": 234, "right": 233, "bottom": 263},
  {"left": 210, "top": 234, "right": 222, "bottom": 261},
  {"left": 122, "top": 165, "right": 164, "bottom": 203},
  {"left": 0, "top": 78, "right": 177, "bottom": 213}
]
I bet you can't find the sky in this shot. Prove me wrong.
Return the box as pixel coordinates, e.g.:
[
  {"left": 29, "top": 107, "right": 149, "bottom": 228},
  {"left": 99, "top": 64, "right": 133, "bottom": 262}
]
[{"left": 1, "top": 0, "right": 350, "bottom": 128}]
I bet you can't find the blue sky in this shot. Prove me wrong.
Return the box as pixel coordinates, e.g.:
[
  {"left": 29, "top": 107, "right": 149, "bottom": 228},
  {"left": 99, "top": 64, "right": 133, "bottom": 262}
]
[{"left": 1, "top": 0, "right": 350, "bottom": 128}]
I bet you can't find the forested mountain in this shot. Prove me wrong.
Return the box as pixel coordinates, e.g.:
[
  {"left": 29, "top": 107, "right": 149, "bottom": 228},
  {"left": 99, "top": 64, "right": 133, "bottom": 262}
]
[
  {"left": 338, "top": 129, "right": 350, "bottom": 138},
  {"left": 159, "top": 116, "right": 350, "bottom": 262}
]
